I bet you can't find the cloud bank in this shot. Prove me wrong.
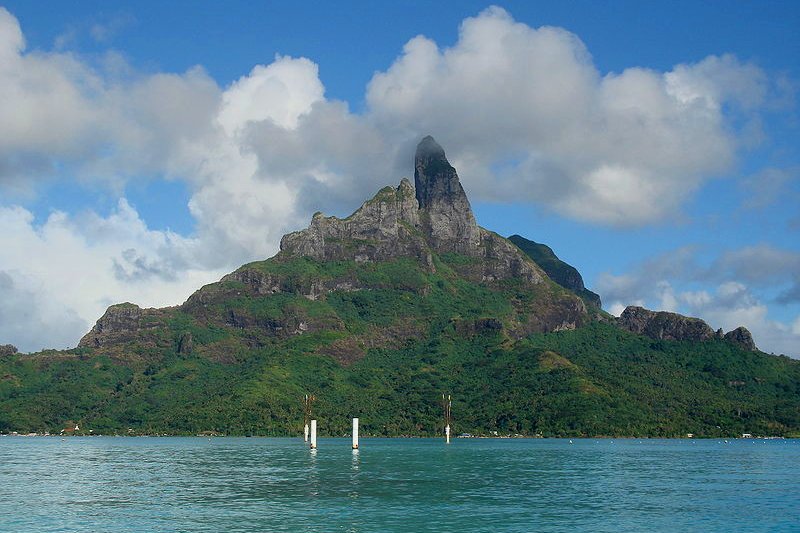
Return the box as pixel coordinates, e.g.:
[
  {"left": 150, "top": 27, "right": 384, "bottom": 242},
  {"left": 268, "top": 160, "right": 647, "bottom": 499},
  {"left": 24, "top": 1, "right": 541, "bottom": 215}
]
[{"left": 0, "top": 6, "right": 790, "bottom": 352}]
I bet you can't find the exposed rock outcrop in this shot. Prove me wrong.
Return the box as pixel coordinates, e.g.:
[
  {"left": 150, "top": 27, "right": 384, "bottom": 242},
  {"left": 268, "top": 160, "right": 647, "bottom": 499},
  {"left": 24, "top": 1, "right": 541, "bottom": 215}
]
[
  {"left": 280, "top": 179, "right": 432, "bottom": 268},
  {"left": 0, "top": 344, "right": 18, "bottom": 356},
  {"left": 475, "top": 229, "right": 546, "bottom": 285},
  {"left": 280, "top": 137, "right": 548, "bottom": 286},
  {"left": 78, "top": 303, "right": 170, "bottom": 348},
  {"left": 618, "top": 306, "right": 759, "bottom": 350},
  {"left": 217, "top": 268, "right": 359, "bottom": 301},
  {"left": 724, "top": 326, "right": 756, "bottom": 351},
  {"left": 618, "top": 306, "right": 716, "bottom": 342},
  {"left": 414, "top": 135, "right": 481, "bottom": 253},
  {"left": 224, "top": 308, "right": 342, "bottom": 338}
]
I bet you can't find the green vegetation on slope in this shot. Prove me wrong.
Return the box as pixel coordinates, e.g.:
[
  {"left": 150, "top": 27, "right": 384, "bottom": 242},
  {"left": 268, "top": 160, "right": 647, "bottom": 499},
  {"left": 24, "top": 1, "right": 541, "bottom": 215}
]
[
  {"left": 508, "top": 234, "right": 602, "bottom": 309},
  {"left": 2, "top": 321, "right": 798, "bottom": 437},
  {"left": 2, "top": 250, "right": 797, "bottom": 438}
]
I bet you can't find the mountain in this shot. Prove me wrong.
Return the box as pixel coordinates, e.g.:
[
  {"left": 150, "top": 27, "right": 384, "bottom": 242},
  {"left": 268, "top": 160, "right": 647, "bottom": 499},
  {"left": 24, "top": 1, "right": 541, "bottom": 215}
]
[
  {"left": 80, "top": 135, "right": 588, "bottom": 354},
  {"left": 508, "top": 235, "right": 602, "bottom": 309},
  {"left": 1, "top": 137, "right": 798, "bottom": 438}
]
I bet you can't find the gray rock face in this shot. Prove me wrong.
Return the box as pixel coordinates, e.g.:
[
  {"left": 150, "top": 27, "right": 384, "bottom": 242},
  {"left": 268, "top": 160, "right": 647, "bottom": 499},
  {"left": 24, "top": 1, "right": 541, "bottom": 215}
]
[
  {"left": 724, "top": 326, "right": 756, "bottom": 351},
  {"left": 280, "top": 179, "right": 433, "bottom": 268},
  {"left": 0, "top": 344, "right": 18, "bottom": 356},
  {"left": 618, "top": 306, "right": 760, "bottom": 350},
  {"left": 476, "top": 229, "right": 545, "bottom": 285},
  {"left": 224, "top": 308, "right": 337, "bottom": 338},
  {"left": 414, "top": 136, "right": 481, "bottom": 253},
  {"left": 618, "top": 306, "right": 716, "bottom": 342},
  {"left": 79, "top": 303, "right": 167, "bottom": 348},
  {"left": 217, "top": 268, "right": 358, "bottom": 301},
  {"left": 281, "top": 137, "right": 545, "bottom": 286}
]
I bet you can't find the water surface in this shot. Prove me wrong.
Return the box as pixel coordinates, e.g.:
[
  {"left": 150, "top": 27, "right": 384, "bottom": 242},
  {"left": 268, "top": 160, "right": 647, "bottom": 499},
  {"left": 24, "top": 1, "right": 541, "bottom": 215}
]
[{"left": 0, "top": 437, "right": 797, "bottom": 532}]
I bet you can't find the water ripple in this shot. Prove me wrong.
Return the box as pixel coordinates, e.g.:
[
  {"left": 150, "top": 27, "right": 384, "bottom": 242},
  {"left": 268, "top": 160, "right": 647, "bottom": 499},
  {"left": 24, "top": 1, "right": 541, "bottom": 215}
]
[{"left": 0, "top": 437, "right": 798, "bottom": 532}]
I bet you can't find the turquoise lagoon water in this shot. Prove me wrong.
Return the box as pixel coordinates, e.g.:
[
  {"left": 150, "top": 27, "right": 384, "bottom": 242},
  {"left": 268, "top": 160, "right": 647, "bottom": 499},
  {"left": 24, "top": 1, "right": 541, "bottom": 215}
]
[{"left": 0, "top": 437, "right": 798, "bottom": 532}]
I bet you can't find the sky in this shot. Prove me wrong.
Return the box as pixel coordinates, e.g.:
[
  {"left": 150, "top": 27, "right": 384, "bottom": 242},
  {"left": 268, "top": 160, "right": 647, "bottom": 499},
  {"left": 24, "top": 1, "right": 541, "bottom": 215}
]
[{"left": 0, "top": 1, "right": 798, "bottom": 356}]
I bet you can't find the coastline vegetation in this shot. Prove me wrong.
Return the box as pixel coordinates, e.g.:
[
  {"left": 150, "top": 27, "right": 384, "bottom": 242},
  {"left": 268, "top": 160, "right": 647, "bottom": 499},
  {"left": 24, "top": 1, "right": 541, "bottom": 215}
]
[
  {"left": 1, "top": 321, "right": 798, "bottom": 438},
  {"left": 2, "top": 242, "right": 798, "bottom": 440}
]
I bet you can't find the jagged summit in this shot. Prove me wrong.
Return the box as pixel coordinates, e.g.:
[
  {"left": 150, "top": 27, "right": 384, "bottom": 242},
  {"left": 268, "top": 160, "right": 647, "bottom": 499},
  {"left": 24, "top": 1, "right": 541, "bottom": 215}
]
[
  {"left": 279, "top": 177, "right": 428, "bottom": 266},
  {"left": 617, "top": 305, "right": 757, "bottom": 351},
  {"left": 414, "top": 136, "right": 480, "bottom": 252},
  {"left": 81, "top": 136, "right": 593, "bottom": 350},
  {"left": 414, "top": 135, "right": 447, "bottom": 168},
  {"left": 280, "top": 135, "right": 554, "bottom": 288}
]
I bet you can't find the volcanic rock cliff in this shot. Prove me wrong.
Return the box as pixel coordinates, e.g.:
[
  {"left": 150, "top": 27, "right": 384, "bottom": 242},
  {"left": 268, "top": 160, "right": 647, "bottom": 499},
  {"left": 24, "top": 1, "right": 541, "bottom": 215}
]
[
  {"left": 279, "top": 136, "right": 550, "bottom": 286},
  {"left": 79, "top": 137, "right": 761, "bottom": 358},
  {"left": 79, "top": 303, "right": 173, "bottom": 349},
  {"left": 221, "top": 136, "right": 587, "bottom": 337},
  {"left": 617, "top": 306, "right": 757, "bottom": 351},
  {"left": 80, "top": 136, "right": 590, "bottom": 353},
  {"left": 0, "top": 344, "right": 18, "bottom": 356},
  {"left": 413, "top": 135, "right": 481, "bottom": 253}
]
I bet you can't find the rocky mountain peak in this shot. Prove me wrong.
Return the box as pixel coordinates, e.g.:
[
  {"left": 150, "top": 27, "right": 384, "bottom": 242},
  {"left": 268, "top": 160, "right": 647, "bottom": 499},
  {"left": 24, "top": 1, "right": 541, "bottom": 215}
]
[
  {"left": 413, "top": 136, "right": 448, "bottom": 198},
  {"left": 79, "top": 302, "right": 171, "bottom": 349},
  {"left": 724, "top": 326, "right": 756, "bottom": 351},
  {"left": 617, "top": 305, "right": 759, "bottom": 351},
  {"left": 0, "top": 344, "right": 18, "bottom": 356},
  {"left": 279, "top": 178, "right": 430, "bottom": 267},
  {"left": 618, "top": 306, "right": 715, "bottom": 342},
  {"left": 414, "top": 136, "right": 480, "bottom": 252},
  {"left": 279, "top": 136, "right": 552, "bottom": 284}
]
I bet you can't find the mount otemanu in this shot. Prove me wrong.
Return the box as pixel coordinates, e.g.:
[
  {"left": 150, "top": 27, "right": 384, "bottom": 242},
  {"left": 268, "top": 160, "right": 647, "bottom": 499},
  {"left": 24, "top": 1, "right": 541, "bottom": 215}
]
[{"left": 1, "top": 137, "right": 799, "bottom": 437}]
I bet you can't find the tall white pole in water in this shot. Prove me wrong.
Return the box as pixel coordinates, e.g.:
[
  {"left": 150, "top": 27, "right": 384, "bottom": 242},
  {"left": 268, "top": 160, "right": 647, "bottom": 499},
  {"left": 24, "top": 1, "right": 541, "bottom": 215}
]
[
  {"left": 443, "top": 393, "right": 452, "bottom": 444},
  {"left": 304, "top": 423, "right": 309, "bottom": 443},
  {"left": 310, "top": 419, "right": 317, "bottom": 449},
  {"left": 352, "top": 418, "right": 359, "bottom": 449}
]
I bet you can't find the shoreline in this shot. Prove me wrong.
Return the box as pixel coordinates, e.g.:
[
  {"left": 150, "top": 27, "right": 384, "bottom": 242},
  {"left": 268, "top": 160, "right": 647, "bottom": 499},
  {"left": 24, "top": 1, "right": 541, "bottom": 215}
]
[{"left": 1, "top": 432, "right": 791, "bottom": 440}]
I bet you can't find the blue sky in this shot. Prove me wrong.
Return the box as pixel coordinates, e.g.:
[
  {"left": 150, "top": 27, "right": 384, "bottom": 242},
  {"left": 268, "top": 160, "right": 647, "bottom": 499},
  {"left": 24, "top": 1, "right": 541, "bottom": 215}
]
[{"left": 0, "top": 1, "right": 798, "bottom": 356}]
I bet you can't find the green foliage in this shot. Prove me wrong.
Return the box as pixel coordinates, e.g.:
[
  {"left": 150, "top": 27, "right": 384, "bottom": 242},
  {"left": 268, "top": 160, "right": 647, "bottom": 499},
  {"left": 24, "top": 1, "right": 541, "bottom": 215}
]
[
  {"left": 1, "top": 250, "right": 798, "bottom": 438},
  {"left": 167, "top": 312, "right": 231, "bottom": 345},
  {"left": 1, "top": 321, "right": 798, "bottom": 438}
]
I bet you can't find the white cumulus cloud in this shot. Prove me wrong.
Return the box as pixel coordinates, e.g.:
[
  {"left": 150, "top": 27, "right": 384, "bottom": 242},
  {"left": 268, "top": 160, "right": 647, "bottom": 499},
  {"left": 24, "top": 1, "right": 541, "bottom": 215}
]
[
  {"left": 0, "top": 202, "right": 228, "bottom": 352},
  {"left": 218, "top": 56, "right": 325, "bottom": 134},
  {"left": 365, "top": 6, "right": 767, "bottom": 225}
]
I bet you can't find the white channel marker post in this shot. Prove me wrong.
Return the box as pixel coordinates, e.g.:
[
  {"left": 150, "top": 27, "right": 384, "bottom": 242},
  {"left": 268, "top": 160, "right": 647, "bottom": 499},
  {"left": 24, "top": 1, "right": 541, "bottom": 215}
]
[
  {"left": 310, "top": 419, "right": 317, "bottom": 449},
  {"left": 304, "top": 423, "right": 309, "bottom": 442},
  {"left": 443, "top": 393, "right": 452, "bottom": 444},
  {"left": 352, "top": 418, "right": 359, "bottom": 449}
]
